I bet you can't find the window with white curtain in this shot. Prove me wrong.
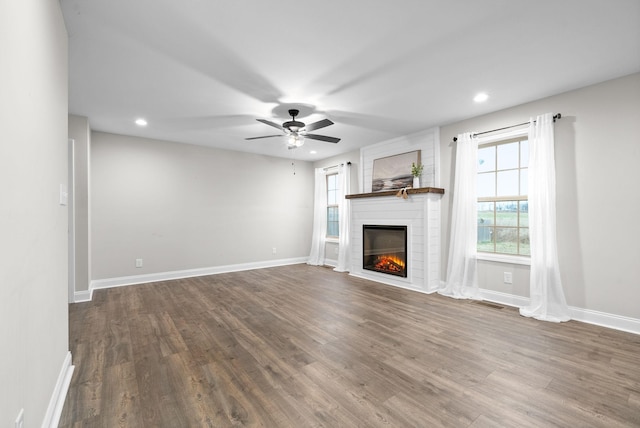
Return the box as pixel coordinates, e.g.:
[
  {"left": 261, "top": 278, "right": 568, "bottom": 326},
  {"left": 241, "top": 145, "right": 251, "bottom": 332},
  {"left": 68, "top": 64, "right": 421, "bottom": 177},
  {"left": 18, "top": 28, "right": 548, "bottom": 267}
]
[
  {"left": 477, "top": 136, "right": 530, "bottom": 256},
  {"left": 326, "top": 172, "right": 339, "bottom": 238}
]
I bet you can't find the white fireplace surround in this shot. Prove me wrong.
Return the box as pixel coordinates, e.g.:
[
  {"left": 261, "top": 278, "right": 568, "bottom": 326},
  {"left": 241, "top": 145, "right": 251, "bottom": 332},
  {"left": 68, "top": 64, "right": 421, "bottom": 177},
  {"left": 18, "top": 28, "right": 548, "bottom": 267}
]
[{"left": 348, "top": 191, "right": 442, "bottom": 293}]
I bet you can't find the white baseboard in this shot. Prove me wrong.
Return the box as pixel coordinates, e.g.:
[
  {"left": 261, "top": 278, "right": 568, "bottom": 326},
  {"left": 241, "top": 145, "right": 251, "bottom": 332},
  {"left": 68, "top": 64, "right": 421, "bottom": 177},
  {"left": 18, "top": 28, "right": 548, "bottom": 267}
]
[
  {"left": 479, "top": 288, "right": 640, "bottom": 335},
  {"left": 42, "top": 351, "right": 74, "bottom": 428},
  {"left": 568, "top": 306, "right": 640, "bottom": 335},
  {"left": 87, "top": 257, "right": 308, "bottom": 296},
  {"left": 73, "top": 289, "right": 92, "bottom": 303}
]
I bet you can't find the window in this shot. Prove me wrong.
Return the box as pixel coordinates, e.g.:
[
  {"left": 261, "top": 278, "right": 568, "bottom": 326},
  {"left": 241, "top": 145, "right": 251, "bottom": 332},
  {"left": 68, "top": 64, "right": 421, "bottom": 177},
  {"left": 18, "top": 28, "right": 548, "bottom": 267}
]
[
  {"left": 477, "top": 137, "right": 529, "bottom": 256},
  {"left": 326, "top": 173, "right": 339, "bottom": 238}
]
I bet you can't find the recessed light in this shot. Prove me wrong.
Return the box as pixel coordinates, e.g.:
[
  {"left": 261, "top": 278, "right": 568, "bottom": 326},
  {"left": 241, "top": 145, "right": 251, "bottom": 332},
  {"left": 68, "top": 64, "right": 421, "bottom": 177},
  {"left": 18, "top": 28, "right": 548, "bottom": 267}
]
[
  {"left": 474, "top": 93, "right": 489, "bottom": 103},
  {"left": 310, "top": 150, "right": 317, "bottom": 154},
  {"left": 135, "top": 118, "right": 148, "bottom": 126}
]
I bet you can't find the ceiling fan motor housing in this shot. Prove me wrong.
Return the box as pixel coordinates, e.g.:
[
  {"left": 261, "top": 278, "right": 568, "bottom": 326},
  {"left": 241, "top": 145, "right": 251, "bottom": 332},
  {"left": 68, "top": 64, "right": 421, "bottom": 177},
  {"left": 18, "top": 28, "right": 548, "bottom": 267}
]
[{"left": 283, "top": 109, "right": 305, "bottom": 132}]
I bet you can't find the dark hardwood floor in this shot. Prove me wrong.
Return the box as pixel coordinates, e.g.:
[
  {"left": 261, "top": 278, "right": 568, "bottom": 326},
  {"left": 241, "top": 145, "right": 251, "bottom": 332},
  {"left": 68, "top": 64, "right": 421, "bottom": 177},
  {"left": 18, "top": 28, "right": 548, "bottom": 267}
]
[{"left": 59, "top": 264, "right": 640, "bottom": 427}]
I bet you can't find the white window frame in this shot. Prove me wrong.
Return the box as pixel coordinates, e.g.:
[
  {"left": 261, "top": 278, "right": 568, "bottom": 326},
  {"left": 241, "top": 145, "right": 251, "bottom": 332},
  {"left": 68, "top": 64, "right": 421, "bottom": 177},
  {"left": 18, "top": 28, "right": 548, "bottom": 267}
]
[
  {"left": 476, "top": 128, "right": 531, "bottom": 266},
  {"left": 326, "top": 172, "right": 339, "bottom": 239}
]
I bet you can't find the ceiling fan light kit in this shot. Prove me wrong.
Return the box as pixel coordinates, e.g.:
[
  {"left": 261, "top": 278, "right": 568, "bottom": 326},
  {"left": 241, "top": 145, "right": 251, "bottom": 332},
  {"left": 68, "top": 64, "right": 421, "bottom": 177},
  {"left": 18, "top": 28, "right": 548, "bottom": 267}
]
[
  {"left": 288, "top": 134, "right": 305, "bottom": 148},
  {"left": 247, "top": 108, "right": 341, "bottom": 148}
]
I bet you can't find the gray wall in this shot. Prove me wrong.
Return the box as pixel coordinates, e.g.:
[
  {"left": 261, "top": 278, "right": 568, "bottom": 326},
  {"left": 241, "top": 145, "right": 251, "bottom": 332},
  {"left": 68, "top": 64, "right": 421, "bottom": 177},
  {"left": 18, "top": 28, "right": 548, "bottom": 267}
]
[
  {"left": 91, "top": 132, "right": 314, "bottom": 279},
  {"left": 68, "top": 115, "right": 91, "bottom": 292},
  {"left": 440, "top": 73, "right": 640, "bottom": 319},
  {"left": 0, "top": 0, "right": 70, "bottom": 426}
]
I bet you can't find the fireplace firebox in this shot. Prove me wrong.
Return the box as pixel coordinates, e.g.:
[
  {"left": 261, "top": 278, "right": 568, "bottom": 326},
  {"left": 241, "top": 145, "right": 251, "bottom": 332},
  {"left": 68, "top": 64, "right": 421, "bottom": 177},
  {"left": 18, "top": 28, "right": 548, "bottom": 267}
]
[{"left": 363, "top": 225, "right": 407, "bottom": 278}]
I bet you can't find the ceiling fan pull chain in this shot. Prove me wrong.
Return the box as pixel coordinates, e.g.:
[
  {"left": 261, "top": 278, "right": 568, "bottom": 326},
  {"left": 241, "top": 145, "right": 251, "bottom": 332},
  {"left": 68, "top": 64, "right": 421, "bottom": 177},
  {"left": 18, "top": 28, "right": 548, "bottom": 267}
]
[{"left": 291, "top": 143, "right": 297, "bottom": 175}]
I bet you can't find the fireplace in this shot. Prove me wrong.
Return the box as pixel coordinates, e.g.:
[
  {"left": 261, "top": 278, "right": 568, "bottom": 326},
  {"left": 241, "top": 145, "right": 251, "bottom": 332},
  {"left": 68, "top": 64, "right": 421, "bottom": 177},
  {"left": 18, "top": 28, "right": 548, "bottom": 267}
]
[{"left": 363, "top": 225, "right": 407, "bottom": 278}]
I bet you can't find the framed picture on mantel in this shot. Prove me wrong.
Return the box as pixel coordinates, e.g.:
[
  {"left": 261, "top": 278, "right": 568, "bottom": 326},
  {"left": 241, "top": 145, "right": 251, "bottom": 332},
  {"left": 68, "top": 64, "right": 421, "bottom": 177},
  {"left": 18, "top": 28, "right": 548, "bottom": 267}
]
[{"left": 372, "top": 150, "right": 420, "bottom": 192}]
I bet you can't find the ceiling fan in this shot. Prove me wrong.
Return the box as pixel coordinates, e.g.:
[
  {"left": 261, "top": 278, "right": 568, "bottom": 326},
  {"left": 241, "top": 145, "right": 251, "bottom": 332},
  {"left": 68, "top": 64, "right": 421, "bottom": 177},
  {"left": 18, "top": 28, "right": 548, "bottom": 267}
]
[{"left": 246, "top": 109, "right": 340, "bottom": 148}]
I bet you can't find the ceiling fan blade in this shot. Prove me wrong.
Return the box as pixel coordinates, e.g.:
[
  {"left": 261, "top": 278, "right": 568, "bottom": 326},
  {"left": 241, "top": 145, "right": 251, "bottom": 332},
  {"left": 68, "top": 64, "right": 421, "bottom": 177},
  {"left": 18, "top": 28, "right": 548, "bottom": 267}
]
[
  {"left": 245, "top": 134, "right": 283, "bottom": 140},
  {"left": 256, "top": 118, "right": 284, "bottom": 131},
  {"left": 304, "top": 118, "right": 334, "bottom": 132},
  {"left": 305, "top": 134, "right": 341, "bottom": 143}
]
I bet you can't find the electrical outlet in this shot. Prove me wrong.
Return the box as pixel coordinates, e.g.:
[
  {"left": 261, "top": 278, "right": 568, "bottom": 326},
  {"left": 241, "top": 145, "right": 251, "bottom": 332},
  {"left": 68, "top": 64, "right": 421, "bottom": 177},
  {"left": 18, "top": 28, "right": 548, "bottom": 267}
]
[
  {"left": 504, "top": 272, "right": 513, "bottom": 284},
  {"left": 15, "top": 409, "right": 24, "bottom": 428},
  {"left": 135, "top": 258, "right": 143, "bottom": 268},
  {"left": 272, "top": 247, "right": 277, "bottom": 255}
]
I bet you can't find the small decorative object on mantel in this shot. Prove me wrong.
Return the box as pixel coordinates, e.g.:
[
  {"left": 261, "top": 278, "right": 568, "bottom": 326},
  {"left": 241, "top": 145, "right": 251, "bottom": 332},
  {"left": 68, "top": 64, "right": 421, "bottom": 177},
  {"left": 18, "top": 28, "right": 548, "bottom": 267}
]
[
  {"left": 411, "top": 162, "right": 424, "bottom": 188},
  {"left": 395, "top": 187, "right": 410, "bottom": 199}
]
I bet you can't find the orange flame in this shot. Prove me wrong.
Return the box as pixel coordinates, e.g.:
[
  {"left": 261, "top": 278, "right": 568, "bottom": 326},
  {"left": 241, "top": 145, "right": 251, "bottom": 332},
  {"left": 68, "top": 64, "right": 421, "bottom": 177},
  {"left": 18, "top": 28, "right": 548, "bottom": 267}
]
[{"left": 374, "top": 255, "right": 406, "bottom": 273}]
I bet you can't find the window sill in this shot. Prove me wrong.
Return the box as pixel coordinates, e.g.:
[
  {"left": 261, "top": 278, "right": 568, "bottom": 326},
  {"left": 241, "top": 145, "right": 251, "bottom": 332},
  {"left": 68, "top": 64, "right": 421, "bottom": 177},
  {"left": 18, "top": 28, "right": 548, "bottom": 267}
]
[
  {"left": 477, "top": 252, "right": 531, "bottom": 266},
  {"left": 325, "top": 237, "right": 339, "bottom": 244}
]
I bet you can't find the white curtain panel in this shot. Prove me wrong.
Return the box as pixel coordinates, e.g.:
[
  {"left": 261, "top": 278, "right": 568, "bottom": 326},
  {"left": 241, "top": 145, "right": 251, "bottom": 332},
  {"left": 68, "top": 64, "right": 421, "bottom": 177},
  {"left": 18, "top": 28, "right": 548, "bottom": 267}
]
[
  {"left": 439, "top": 132, "right": 481, "bottom": 299},
  {"left": 334, "top": 163, "right": 351, "bottom": 272},
  {"left": 520, "top": 113, "right": 570, "bottom": 322},
  {"left": 307, "top": 168, "right": 327, "bottom": 266}
]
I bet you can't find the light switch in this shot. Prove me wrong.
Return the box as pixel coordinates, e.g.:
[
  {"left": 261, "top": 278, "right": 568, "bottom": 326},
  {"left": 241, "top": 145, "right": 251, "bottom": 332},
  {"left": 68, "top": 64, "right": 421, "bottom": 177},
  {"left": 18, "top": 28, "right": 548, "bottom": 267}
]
[{"left": 59, "top": 184, "right": 68, "bottom": 206}]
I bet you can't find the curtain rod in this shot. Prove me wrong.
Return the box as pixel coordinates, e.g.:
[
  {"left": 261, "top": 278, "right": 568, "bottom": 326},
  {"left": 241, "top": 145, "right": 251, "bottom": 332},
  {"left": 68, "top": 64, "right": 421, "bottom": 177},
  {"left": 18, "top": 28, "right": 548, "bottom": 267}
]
[
  {"left": 323, "top": 161, "right": 351, "bottom": 171},
  {"left": 452, "top": 113, "right": 561, "bottom": 142}
]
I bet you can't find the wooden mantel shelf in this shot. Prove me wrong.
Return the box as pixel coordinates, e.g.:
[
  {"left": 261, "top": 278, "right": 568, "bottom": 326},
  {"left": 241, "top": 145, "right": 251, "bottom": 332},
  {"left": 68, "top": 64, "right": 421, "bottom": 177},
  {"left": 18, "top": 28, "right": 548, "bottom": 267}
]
[{"left": 346, "top": 187, "right": 445, "bottom": 199}]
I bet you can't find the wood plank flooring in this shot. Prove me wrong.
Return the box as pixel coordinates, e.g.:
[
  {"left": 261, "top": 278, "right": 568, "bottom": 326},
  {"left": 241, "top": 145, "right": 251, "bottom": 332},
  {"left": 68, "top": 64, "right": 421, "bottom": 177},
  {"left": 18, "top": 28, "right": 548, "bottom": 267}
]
[{"left": 59, "top": 264, "right": 640, "bottom": 427}]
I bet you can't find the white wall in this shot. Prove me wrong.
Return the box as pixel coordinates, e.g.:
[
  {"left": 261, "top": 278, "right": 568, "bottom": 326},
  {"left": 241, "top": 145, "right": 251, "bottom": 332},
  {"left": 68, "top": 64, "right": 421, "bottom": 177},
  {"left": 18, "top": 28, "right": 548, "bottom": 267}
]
[
  {"left": 0, "top": 1, "right": 70, "bottom": 426},
  {"left": 91, "top": 132, "right": 314, "bottom": 280},
  {"left": 440, "top": 73, "right": 640, "bottom": 320},
  {"left": 361, "top": 127, "right": 440, "bottom": 193}
]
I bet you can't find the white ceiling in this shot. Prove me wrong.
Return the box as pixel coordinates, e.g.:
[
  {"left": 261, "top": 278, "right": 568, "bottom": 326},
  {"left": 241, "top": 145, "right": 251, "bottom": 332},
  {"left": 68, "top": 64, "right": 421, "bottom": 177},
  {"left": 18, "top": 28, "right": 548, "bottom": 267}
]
[{"left": 61, "top": 0, "right": 640, "bottom": 161}]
